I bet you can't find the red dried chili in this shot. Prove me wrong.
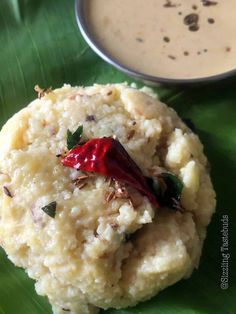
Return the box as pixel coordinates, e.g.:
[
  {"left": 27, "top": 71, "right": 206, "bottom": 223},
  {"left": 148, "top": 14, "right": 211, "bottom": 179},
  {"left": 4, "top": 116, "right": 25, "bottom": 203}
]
[{"left": 61, "top": 137, "right": 159, "bottom": 207}]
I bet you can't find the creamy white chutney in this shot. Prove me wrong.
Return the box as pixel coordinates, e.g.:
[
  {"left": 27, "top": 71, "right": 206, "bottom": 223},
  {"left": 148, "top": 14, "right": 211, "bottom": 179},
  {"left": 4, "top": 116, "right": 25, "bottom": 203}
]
[{"left": 85, "top": 0, "right": 236, "bottom": 79}]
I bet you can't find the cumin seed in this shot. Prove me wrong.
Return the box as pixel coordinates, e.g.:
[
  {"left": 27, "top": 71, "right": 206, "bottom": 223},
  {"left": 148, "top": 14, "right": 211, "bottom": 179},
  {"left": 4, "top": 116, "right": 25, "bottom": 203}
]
[
  {"left": 3, "top": 186, "right": 13, "bottom": 198},
  {"left": 202, "top": 0, "right": 217, "bottom": 6},
  {"left": 86, "top": 115, "right": 96, "bottom": 122},
  {"left": 105, "top": 191, "right": 115, "bottom": 203},
  {"left": 77, "top": 182, "right": 87, "bottom": 190},
  {"left": 168, "top": 55, "right": 176, "bottom": 60}
]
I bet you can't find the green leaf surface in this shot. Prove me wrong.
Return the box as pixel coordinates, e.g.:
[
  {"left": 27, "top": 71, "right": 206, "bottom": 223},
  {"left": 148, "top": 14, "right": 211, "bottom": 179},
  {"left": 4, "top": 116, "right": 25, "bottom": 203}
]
[
  {"left": 0, "top": 1, "right": 235, "bottom": 314},
  {"left": 41, "top": 201, "right": 57, "bottom": 218},
  {"left": 67, "top": 125, "right": 83, "bottom": 150}
]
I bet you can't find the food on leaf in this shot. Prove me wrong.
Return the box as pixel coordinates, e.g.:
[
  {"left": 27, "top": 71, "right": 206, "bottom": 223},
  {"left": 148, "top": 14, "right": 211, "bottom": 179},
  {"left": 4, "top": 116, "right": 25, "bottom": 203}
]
[{"left": 0, "top": 84, "right": 216, "bottom": 314}]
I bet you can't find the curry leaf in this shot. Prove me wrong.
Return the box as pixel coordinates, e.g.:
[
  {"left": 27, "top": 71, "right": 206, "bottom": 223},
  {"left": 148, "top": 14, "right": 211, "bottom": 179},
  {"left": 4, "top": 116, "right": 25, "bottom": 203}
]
[
  {"left": 41, "top": 201, "right": 57, "bottom": 218},
  {"left": 159, "top": 173, "right": 183, "bottom": 210},
  {"left": 147, "top": 173, "right": 183, "bottom": 210},
  {"left": 67, "top": 125, "right": 83, "bottom": 150}
]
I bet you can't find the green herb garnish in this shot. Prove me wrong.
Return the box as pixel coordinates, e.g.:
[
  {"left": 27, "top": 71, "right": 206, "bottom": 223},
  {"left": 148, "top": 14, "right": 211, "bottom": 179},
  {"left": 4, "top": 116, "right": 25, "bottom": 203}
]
[
  {"left": 147, "top": 173, "right": 183, "bottom": 210},
  {"left": 41, "top": 201, "right": 57, "bottom": 218},
  {"left": 67, "top": 125, "right": 83, "bottom": 150},
  {"left": 161, "top": 173, "right": 183, "bottom": 202}
]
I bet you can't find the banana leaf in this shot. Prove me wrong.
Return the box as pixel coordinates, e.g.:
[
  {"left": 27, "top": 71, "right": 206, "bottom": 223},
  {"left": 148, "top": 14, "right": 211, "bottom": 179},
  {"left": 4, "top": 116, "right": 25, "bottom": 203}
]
[{"left": 0, "top": 1, "right": 235, "bottom": 313}]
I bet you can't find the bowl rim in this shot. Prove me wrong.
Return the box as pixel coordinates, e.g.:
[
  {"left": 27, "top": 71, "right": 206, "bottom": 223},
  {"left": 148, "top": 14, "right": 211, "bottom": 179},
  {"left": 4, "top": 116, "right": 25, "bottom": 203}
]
[{"left": 75, "top": 0, "right": 236, "bottom": 85}]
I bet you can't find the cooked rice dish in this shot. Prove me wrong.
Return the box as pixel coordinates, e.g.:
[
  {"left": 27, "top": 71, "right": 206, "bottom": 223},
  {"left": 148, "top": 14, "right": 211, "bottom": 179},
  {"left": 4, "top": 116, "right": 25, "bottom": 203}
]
[{"left": 0, "top": 83, "right": 216, "bottom": 313}]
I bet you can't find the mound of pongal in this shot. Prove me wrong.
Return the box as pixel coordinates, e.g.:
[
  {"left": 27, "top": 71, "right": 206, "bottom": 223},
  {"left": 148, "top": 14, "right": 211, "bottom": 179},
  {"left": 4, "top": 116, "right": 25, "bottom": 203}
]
[{"left": 0, "top": 83, "right": 216, "bottom": 314}]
